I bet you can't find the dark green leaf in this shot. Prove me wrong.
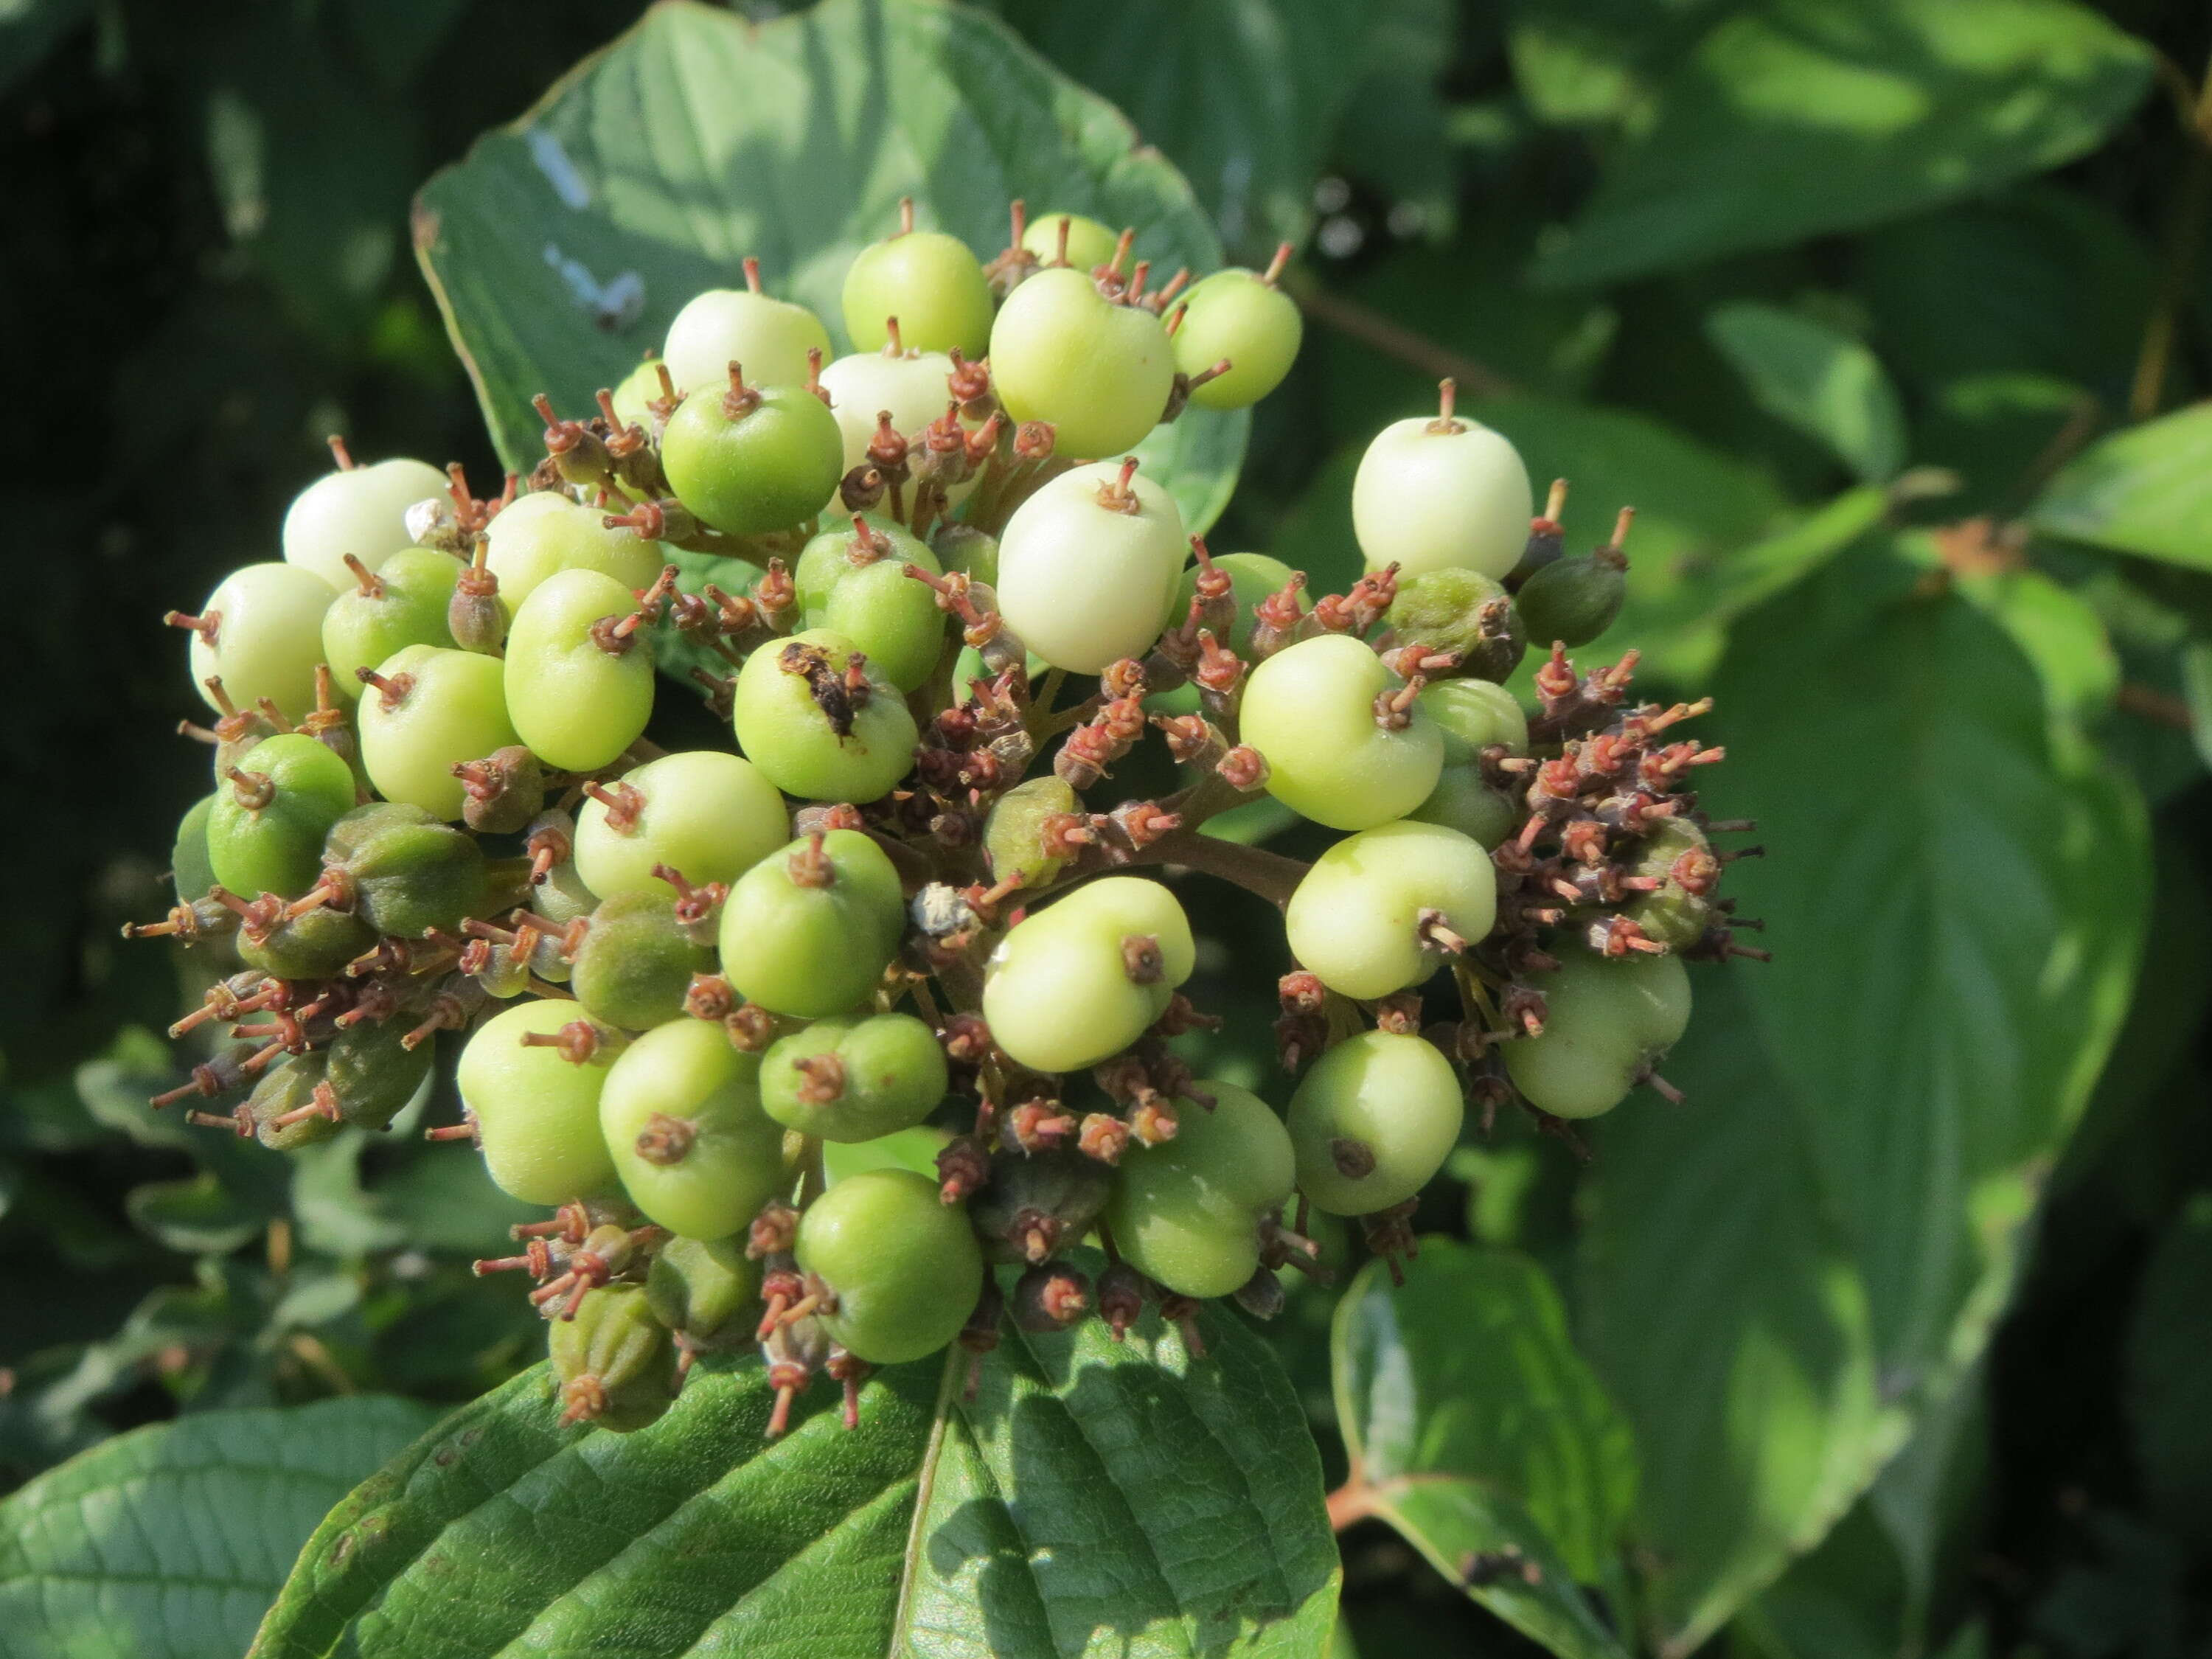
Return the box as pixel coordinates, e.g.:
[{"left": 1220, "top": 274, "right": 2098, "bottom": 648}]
[
  {"left": 1331, "top": 1242, "right": 1635, "bottom": 1659},
  {"left": 1705, "top": 303, "right": 1907, "bottom": 482},
  {"left": 2126, "top": 1191, "right": 2212, "bottom": 1548},
  {"left": 1533, "top": 0, "right": 2153, "bottom": 288},
  {"left": 989, "top": 0, "right": 1362, "bottom": 260},
  {"left": 125, "top": 1171, "right": 263, "bottom": 1256},
  {"left": 413, "top": 0, "right": 1245, "bottom": 532},
  {"left": 0, "top": 1397, "right": 439, "bottom": 1659},
  {"left": 1504, "top": 0, "right": 1728, "bottom": 128},
  {"left": 253, "top": 1287, "right": 1334, "bottom": 1658},
  {"left": 2031, "top": 403, "right": 2212, "bottom": 571}
]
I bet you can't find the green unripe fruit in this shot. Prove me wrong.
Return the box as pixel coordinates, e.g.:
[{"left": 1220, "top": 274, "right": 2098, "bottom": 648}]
[
  {"left": 321, "top": 547, "right": 462, "bottom": 699},
  {"left": 600, "top": 1018, "right": 784, "bottom": 1241},
  {"left": 237, "top": 904, "right": 375, "bottom": 981},
  {"left": 932, "top": 521, "right": 998, "bottom": 587},
  {"left": 1287, "top": 1031, "right": 1462, "bottom": 1216},
  {"left": 1239, "top": 633, "right": 1444, "bottom": 830},
  {"left": 173, "top": 795, "right": 219, "bottom": 903},
  {"left": 1406, "top": 768, "right": 1520, "bottom": 849},
  {"left": 996, "top": 461, "right": 1186, "bottom": 672},
  {"left": 717, "top": 830, "right": 905, "bottom": 1018},
  {"left": 1419, "top": 678, "right": 1529, "bottom": 755},
  {"left": 324, "top": 801, "right": 488, "bottom": 939},
  {"left": 246, "top": 1053, "right": 341, "bottom": 1152},
  {"left": 572, "top": 889, "right": 708, "bottom": 1032},
  {"left": 551, "top": 1284, "right": 681, "bottom": 1432},
  {"left": 663, "top": 279, "right": 832, "bottom": 394},
  {"left": 646, "top": 1235, "right": 759, "bottom": 1347},
  {"left": 841, "top": 217, "right": 993, "bottom": 358},
  {"left": 504, "top": 566, "right": 657, "bottom": 773},
  {"left": 1172, "top": 267, "right": 1302, "bottom": 411},
  {"left": 983, "top": 876, "right": 1194, "bottom": 1074},
  {"left": 1622, "top": 819, "right": 1719, "bottom": 950},
  {"left": 759, "top": 1012, "right": 947, "bottom": 1142},
  {"left": 982, "top": 775, "right": 1079, "bottom": 891},
  {"left": 731, "top": 628, "right": 918, "bottom": 803},
  {"left": 970, "top": 1145, "right": 1113, "bottom": 1265},
  {"left": 321, "top": 1016, "right": 432, "bottom": 1135},
  {"left": 1104, "top": 1081, "right": 1295, "bottom": 1299},
  {"left": 1021, "top": 211, "right": 1120, "bottom": 274},
  {"left": 483, "top": 490, "right": 666, "bottom": 613},
  {"left": 793, "top": 517, "right": 946, "bottom": 692},
  {"left": 458, "top": 998, "right": 622, "bottom": 1205},
  {"left": 990, "top": 267, "right": 1174, "bottom": 459},
  {"left": 181, "top": 563, "right": 336, "bottom": 725},
  {"left": 661, "top": 377, "right": 844, "bottom": 537},
  {"left": 818, "top": 349, "right": 958, "bottom": 489},
  {"left": 1284, "top": 820, "right": 1497, "bottom": 999},
  {"left": 1503, "top": 949, "right": 1692, "bottom": 1119},
  {"left": 207, "top": 734, "right": 358, "bottom": 900},
  {"left": 357, "top": 644, "right": 521, "bottom": 821},
  {"left": 1514, "top": 547, "right": 1628, "bottom": 649},
  {"left": 282, "top": 455, "right": 448, "bottom": 587},
  {"left": 1174, "top": 552, "right": 1299, "bottom": 655},
  {"left": 796, "top": 1167, "right": 983, "bottom": 1364},
  {"left": 1384, "top": 567, "right": 1526, "bottom": 684},
  {"left": 1353, "top": 403, "right": 1533, "bottom": 580},
  {"left": 610, "top": 360, "right": 667, "bottom": 435},
  {"left": 573, "top": 751, "right": 789, "bottom": 902}
]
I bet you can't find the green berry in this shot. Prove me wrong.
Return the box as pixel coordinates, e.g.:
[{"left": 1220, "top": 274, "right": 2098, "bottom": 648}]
[
  {"left": 796, "top": 1167, "right": 982, "bottom": 1364},
  {"left": 931, "top": 521, "right": 998, "bottom": 587},
  {"left": 1287, "top": 1031, "right": 1461, "bottom": 1215},
  {"left": 841, "top": 210, "right": 993, "bottom": 358},
  {"left": 504, "top": 566, "right": 658, "bottom": 773},
  {"left": 1503, "top": 948, "right": 1691, "bottom": 1119},
  {"left": 551, "top": 1283, "right": 681, "bottom": 1432},
  {"left": 1239, "top": 633, "right": 1444, "bottom": 830},
  {"left": 574, "top": 751, "right": 790, "bottom": 902},
  {"left": 600, "top": 1018, "right": 784, "bottom": 1241},
  {"left": 1514, "top": 547, "right": 1628, "bottom": 649},
  {"left": 207, "top": 734, "right": 358, "bottom": 900},
  {"left": 322, "top": 801, "right": 488, "bottom": 939},
  {"left": 731, "top": 628, "right": 918, "bottom": 803},
  {"left": 982, "top": 775, "right": 1079, "bottom": 891},
  {"left": 172, "top": 795, "right": 220, "bottom": 904},
  {"left": 484, "top": 490, "right": 666, "bottom": 613},
  {"left": 320, "top": 547, "right": 462, "bottom": 700},
  {"left": 1104, "top": 1080, "right": 1295, "bottom": 1298},
  {"left": 663, "top": 272, "right": 833, "bottom": 394},
  {"left": 572, "top": 889, "right": 709, "bottom": 1032},
  {"left": 237, "top": 903, "right": 375, "bottom": 981},
  {"left": 983, "top": 876, "right": 1194, "bottom": 1074},
  {"left": 1406, "top": 768, "right": 1521, "bottom": 849},
  {"left": 1284, "top": 820, "right": 1497, "bottom": 999},
  {"left": 356, "top": 644, "right": 521, "bottom": 821},
  {"left": 759, "top": 1012, "right": 947, "bottom": 1142},
  {"left": 661, "top": 372, "right": 845, "bottom": 537},
  {"left": 1020, "top": 212, "right": 1121, "bottom": 274},
  {"left": 818, "top": 348, "right": 959, "bottom": 489},
  {"left": 1353, "top": 392, "right": 1533, "bottom": 580},
  {"left": 1171, "top": 264, "right": 1301, "bottom": 411},
  {"left": 282, "top": 454, "right": 448, "bottom": 588},
  {"left": 1621, "top": 820, "right": 1719, "bottom": 950},
  {"left": 717, "top": 830, "right": 905, "bottom": 1018},
  {"left": 1419, "top": 678, "right": 1529, "bottom": 754},
  {"left": 646, "top": 1234, "right": 759, "bottom": 1347},
  {"left": 990, "top": 266, "right": 1173, "bottom": 459},
  {"left": 970, "top": 1145, "right": 1113, "bottom": 1264},
  {"left": 177, "top": 563, "right": 337, "bottom": 726},
  {"left": 792, "top": 516, "right": 947, "bottom": 692},
  {"left": 1383, "top": 567, "right": 1526, "bottom": 684},
  {"left": 996, "top": 460, "right": 1186, "bottom": 672},
  {"left": 458, "top": 998, "right": 622, "bottom": 1205}
]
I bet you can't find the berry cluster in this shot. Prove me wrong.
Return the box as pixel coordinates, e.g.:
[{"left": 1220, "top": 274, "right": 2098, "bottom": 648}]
[{"left": 134, "top": 199, "right": 1761, "bottom": 1438}]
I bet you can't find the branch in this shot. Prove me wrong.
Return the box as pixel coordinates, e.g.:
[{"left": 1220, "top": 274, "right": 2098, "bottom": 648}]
[
  {"left": 1130, "top": 828, "right": 1310, "bottom": 908},
  {"left": 1284, "top": 272, "right": 1517, "bottom": 400}
]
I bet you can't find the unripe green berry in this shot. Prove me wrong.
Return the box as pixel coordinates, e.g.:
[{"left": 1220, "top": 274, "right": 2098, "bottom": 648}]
[
  {"left": 179, "top": 563, "right": 337, "bottom": 726},
  {"left": 1172, "top": 266, "right": 1301, "bottom": 411},
  {"left": 573, "top": 751, "right": 789, "bottom": 902},
  {"left": 661, "top": 375, "right": 844, "bottom": 537},
  {"left": 321, "top": 547, "right": 462, "bottom": 698},
  {"left": 841, "top": 216, "right": 993, "bottom": 358},
  {"left": 1419, "top": 678, "right": 1529, "bottom": 754},
  {"left": 983, "top": 876, "right": 1194, "bottom": 1074},
  {"left": 996, "top": 460, "right": 1186, "bottom": 673},
  {"left": 1104, "top": 1081, "right": 1295, "bottom": 1298},
  {"left": 759, "top": 1012, "right": 947, "bottom": 1142},
  {"left": 207, "top": 734, "right": 358, "bottom": 900},
  {"left": 1353, "top": 398, "right": 1533, "bottom": 580},
  {"left": 1239, "top": 633, "right": 1444, "bottom": 830},
  {"left": 646, "top": 1234, "right": 759, "bottom": 1347},
  {"left": 990, "top": 268, "right": 1173, "bottom": 459},
  {"left": 1287, "top": 1030, "right": 1461, "bottom": 1215},
  {"left": 982, "top": 775, "right": 1079, "bottom": 891},
  {"left": 572, "top": 889, "right": 709, "bottom": 1032},
  {"left": 796, "top": 1167, "right": 983, "bottom": 1364},
  {"left": 1383, "top": 567, "right": 1526, "bottom": 684},
  {"left": 237, "top": 903, "right": 375, "bottom": 981},
  {"left": 458, "top": 998, "right": 622, "bottom": 1205},
  {"left": 551, "top": 1284, "right": 681, "bottom": 1432},
  {"left": 1284, "top": 820, "right": 1497, "bottom": 999},
  {"left": 792, "top": 517, "right": 947, "bottom": 692},
  {"left": 1621, "top": 820, "right": 1719, "bottom": 950},
  {"left": 599, "top": 1018, "right": 784, "bottom": 1241},
  {"left": 731, "top": 628, "right": 918, "bottom": 803},
  {"left": 1514, "top": 547, "right": 1628, "bottom": 649},
  {"left": 173, "top": 795, "right": 220, "bottom": 904},
  {"left": 504, "top": 566, "right": 657, "bottom": 773},
  {"left": 324, "top": 801, "right": 488, "bottom": 939},
  {"left": 282, "top": 455, "right": 448, "bottom": 588},
  {"left": 483, "top": 490, "right": 665, "bottom": 613},
  {"left": 1503, "top": 948, "right": 1691, "bottom": 1120},
  {"left": 664, "top": 279, "right": 832, "bottom": 394},
  {"left": 1020, "top": 211, "right": 1120, "bottom": 274},
  {"left": 717, "top": 830, "right": 905, "bottom": 1018},
  {"left": 970, "top": 1145, "right": 1113, "bottom": 1265},
  {"left": 357, "top": 644, "right": 521, "bottom": 821}
]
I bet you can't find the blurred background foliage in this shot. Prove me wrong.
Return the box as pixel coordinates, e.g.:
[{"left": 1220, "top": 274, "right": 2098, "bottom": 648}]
[{"left": 3, "top": 1, "right": 2211, "bottom": 1655}]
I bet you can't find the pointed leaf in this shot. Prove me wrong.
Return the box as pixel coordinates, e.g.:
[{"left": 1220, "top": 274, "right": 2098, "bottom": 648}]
[
  {"left": 1534, "top": 0, "right": 2153, "bottom": 288},
  {"left": 1705, "top": 303, "right": 1907, "bottom": 482},
  {"left": 0, "top": 1397, "right": 440, "bottom": 1659},
  {"left": 252, "top": 1287, "right": 1333, "bottom": 1658},
  {"left": 1331, "top": 1241, "right": 1636, "bottom": 1659},
  {"left": 2030, "top": 403, "right": 2212, "bottom": 571},
  {"left": 411, "top": 0, "right": 1245, "bottom": 532}
]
